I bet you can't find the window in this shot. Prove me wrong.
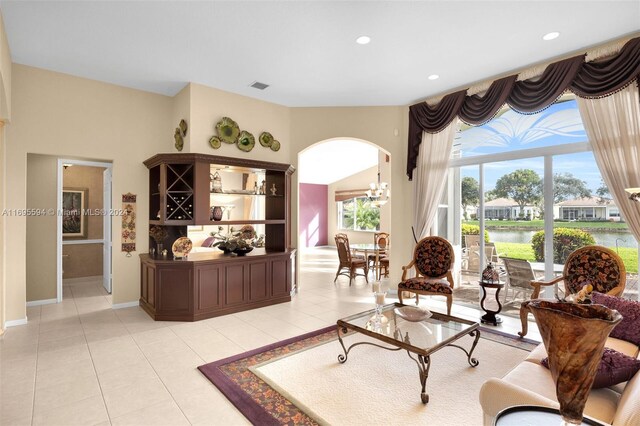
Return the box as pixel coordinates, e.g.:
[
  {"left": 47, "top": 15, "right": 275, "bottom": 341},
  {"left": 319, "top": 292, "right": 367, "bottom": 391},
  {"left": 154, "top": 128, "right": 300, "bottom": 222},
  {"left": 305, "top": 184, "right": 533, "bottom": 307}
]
[
  {"left": 337, "top": 197, "right": 380, "bottom": 232},
  {"left": 449, "top": 95, "right": 636, "bottom": 297}
]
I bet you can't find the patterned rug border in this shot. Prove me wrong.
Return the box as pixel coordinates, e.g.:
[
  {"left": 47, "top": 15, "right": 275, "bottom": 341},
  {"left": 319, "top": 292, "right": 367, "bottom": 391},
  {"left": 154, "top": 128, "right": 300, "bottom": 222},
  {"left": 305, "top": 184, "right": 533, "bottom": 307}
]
[{"left": 198, "top": 324, "right": 538, "bottom": 425}]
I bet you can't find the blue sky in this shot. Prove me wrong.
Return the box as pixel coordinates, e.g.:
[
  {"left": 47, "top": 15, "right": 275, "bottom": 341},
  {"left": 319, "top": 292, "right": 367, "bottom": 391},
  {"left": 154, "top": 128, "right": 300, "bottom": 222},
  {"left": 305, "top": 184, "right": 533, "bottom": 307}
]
[{"left": 457, "top": 100, "right": 603, "bottom": 192}]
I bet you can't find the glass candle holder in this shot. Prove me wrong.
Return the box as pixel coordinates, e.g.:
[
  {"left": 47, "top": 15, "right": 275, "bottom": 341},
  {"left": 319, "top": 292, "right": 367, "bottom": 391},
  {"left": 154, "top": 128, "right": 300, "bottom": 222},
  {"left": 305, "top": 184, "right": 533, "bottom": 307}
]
[{"left": 374, "top": 291, "right": 386, "bottom": 316}]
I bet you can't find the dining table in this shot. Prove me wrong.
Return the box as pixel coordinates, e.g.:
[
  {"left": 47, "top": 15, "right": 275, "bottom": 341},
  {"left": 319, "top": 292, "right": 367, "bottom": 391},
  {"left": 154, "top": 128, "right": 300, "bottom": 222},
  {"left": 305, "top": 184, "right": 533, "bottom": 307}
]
[{"left": 350, "top": 243, "right": 387, "bottom": 281}]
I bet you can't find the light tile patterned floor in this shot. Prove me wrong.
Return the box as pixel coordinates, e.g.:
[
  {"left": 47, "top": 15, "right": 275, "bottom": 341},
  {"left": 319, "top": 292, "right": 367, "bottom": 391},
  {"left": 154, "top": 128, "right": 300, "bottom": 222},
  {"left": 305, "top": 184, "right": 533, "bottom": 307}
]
[{"left": 0, "top": 247, "right": 540, "bottom": 425}]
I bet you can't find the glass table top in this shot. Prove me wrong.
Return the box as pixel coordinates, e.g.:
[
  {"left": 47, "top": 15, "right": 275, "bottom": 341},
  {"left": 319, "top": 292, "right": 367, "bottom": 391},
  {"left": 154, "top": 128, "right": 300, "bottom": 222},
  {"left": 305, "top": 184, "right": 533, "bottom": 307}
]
[{"left": 338, "top": 303, "right": 478, "bottom": 354}]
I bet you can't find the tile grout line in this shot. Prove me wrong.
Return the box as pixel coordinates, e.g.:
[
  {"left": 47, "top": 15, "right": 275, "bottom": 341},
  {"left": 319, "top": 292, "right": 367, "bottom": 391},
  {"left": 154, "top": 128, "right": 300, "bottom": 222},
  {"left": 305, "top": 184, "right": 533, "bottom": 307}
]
[
  {"left": 74, "top": 281, "right": 114, "bottom": 425},
  {"left": 126, "top": 325, "right": 201, "bottom": 425},
  {"left": 29, "top": 305, "right": 42, "bottom": 426}
]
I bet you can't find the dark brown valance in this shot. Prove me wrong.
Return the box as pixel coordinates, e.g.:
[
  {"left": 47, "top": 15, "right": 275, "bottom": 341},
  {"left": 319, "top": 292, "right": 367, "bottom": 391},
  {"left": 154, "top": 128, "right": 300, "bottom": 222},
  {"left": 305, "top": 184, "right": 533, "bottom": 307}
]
[
  {"left": 407, "top": 36, "right": 640, "bottom": 180},
  {"left": 459, "top": 76, "right": 517, "bottom": 125},
  {"left": 335, "top": 189, "right": 368, "bottom": 202},
  {"left": 507, "top": 55, "right": 584, "bottom": 113}
]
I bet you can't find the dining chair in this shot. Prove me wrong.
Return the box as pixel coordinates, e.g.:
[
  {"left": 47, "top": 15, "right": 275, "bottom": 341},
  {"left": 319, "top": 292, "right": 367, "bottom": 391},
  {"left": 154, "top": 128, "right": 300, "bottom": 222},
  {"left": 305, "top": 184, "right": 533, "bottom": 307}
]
[
  {"left": 368, "top": 232, "right": 390, "bottom": 275},
  {"left": 334, "top": 234, "right": 369, "bottom": 285},
  {"left": 335, "top": 233, "right": 365, "bottom": 259}
]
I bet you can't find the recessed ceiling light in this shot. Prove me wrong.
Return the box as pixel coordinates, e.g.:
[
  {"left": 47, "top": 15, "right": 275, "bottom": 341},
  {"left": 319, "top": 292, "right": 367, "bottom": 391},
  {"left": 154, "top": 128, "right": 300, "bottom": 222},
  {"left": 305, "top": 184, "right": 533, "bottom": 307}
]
[
  {"left": 542, "top": 32, "right": 560, "bottom": 41},
  {"left": 356, "top": 35, "right": 371, "bottom": 45},
  {"left": 428, "top": 74, "right": 439, "bottom": 80}
]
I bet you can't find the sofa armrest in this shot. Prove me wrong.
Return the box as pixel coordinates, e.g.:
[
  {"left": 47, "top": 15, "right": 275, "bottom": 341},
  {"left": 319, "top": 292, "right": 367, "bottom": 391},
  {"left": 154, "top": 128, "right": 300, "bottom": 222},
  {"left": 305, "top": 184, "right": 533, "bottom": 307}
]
[{"left": 479, "top": 378, "right": 559, "bottom": 425}]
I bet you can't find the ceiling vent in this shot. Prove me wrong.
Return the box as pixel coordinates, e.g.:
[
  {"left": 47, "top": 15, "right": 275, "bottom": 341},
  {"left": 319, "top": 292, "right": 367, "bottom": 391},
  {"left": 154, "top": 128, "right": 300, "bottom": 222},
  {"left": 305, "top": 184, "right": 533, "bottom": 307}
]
[{"left": 249, "top": 81, "right": 269, "bottom": 90}]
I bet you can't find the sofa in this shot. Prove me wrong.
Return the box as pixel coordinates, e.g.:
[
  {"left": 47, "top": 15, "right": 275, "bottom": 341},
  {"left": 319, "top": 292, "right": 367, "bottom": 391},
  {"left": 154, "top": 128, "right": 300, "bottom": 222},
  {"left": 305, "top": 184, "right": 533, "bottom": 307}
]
[{"left": 479, "top": 334, "right": 640, "bottom": 425}]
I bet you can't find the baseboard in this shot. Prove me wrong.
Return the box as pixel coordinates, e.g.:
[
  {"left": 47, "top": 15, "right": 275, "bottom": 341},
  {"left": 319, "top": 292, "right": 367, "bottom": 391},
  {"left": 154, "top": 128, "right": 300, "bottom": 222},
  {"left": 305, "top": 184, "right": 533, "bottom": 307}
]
[
  {"left": 5, "top": 317, "right": 28, "bottom": 327},
  {"left": 26, "top": 298, "right": 58, "bottom": 307},
  {"left": 112, "top": 301, "right": 139, "bottom": 310},
  {"left": 63, "top": 275, "right": 103, "bottom": 284}
]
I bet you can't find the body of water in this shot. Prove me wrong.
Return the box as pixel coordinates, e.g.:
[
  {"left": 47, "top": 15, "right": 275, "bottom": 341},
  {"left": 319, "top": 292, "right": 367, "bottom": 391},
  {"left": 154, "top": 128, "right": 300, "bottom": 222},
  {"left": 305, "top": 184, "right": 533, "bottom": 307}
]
[{"left": 488, "top": 229, "right": 638, "bottom": 249}]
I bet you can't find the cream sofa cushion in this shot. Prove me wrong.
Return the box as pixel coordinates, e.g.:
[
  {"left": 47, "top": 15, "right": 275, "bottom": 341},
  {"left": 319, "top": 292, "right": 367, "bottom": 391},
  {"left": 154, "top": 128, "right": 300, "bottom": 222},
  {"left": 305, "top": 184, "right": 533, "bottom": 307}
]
[
  {"left": 500, "top": 359, "right": 620, "bottom": 424},
  {"left": 525, "top": 337, "right": 638, "bottom": 365},
  {"left": 612, "top": 362, "right": 640, "bottom": 426}
]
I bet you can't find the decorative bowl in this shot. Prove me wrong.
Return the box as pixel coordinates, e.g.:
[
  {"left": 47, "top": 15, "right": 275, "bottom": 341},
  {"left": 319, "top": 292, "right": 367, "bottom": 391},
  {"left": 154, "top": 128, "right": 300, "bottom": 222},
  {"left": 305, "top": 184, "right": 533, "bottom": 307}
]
[
  {"left": 394, "top": 306, "right": 432, "bottom": 322},
  {"left": 233, "top": 247, "right": 254, "bottom": 256}
]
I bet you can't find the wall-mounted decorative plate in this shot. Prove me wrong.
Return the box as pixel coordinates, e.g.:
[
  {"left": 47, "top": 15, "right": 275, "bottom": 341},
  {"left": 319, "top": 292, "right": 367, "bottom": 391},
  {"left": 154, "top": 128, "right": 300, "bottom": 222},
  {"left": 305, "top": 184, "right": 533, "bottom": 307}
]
[
  {"left": 179, "top": 119, "right": 188, "bottom": 136},
  {"left": 259, "top": 132, "right": 273, "bottom": 147},
  {"left": 174, "top": 128, "right": 184, "bottom": 151},
  {"left": 209, "top": 135, "right": 222, "bottom": 149},
  {"left": 270, "top": 140, "right": 281, "bottom": 152},
  {"left": 216, "top": 117, "right": 240, "bottom": 144},
  {"left": 237, "top": 130, "right": 255, "bottom": 152}
]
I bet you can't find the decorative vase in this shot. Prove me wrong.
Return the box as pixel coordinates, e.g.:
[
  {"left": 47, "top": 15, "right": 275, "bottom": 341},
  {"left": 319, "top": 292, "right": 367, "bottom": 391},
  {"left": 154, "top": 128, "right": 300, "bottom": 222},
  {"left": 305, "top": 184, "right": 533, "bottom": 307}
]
[
  {"left": 210, "top": 206, "right": 223, "bottom": 221},
  {"left": 156, "top": 243, "right": 164, "bottom": 256},
  {"left": 526, "top": 300, "right": 622, "bottom": 424}
]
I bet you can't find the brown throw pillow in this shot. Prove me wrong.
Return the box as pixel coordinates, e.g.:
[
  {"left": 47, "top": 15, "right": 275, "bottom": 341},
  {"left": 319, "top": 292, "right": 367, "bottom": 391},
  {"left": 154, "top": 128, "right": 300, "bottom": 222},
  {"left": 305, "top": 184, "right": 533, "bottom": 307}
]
[{"left": 541, "top": 348, "right": 640, "bottom": 389}]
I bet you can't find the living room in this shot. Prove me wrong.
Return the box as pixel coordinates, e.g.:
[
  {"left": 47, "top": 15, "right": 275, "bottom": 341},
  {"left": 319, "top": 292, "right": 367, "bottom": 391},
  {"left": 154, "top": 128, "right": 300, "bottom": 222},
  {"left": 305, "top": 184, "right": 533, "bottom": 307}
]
[{"left": 1, "top": 2, "right": 639, "bottom": 425}]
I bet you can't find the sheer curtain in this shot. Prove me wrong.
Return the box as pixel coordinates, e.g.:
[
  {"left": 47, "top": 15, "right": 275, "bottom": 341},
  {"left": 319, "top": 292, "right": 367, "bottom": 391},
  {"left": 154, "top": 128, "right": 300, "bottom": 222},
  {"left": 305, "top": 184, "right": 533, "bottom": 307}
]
[
  {"left": 412, "top": 120, "right": 458, "bottom": 239},
  {"left": 576, "top": 82, "right": 640, "bottom": 243}
]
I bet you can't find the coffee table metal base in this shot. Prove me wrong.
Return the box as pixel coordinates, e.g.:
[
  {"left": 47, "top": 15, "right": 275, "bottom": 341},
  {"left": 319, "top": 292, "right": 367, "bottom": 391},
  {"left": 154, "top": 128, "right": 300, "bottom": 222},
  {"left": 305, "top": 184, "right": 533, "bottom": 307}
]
[{"left": 336, "top": 325, "right": 481, "bottom": 404}]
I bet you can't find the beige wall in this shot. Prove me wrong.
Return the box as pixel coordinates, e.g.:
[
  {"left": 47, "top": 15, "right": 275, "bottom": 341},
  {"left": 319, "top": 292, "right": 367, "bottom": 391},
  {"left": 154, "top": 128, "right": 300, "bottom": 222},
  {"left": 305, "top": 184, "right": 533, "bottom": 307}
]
[
  {"left": 26, "top": 154, "right": 58, "bottom": 301},
  {"left": 290, "top": 106, "right": 411, "bottom": 283},
  {"left": 172, "top": 84, "right": 191, "bottom": 153},
  {"left": 63, "top": 244, "right": 103, "bottom": 279},
  {"left": 4, "top": 63, "right": 414, "bottom": 323},
  {"left": 0, "top": 122, "right": 5, "bottom": 331},
  {"left": 5, "top": 64, "right": 172, "bottom": 321},
  {"left": 0, "top": 11, "right": 9, "bottom": 331},
  {"left": 0, "top": 12, "right": 11, "bottom": 121},
  {"left": 188, "top": 83, "right": 291, "bottom": 163},
  {"left": 62, "top": 165, "right": 105, "bottom": 279}
]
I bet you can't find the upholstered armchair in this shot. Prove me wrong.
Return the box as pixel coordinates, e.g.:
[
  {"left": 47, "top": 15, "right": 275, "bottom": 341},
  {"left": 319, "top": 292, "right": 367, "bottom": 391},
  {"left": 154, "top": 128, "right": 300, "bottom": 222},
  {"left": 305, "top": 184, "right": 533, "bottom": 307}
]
[
  {"left": 519, "top": 245, "right": 626, "bottom": 337},
  {"left": 397, "top": 236, "right": 455, "bottom": 315}
]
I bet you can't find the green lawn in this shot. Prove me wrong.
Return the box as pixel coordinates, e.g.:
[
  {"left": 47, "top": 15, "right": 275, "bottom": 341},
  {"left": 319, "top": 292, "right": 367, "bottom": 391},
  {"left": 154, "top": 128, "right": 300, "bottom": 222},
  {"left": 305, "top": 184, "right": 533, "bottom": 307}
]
[
  {"left": 465, "top": 220, "right": 630, "bottom": 230},
  {"left": 494, "top": 242, "right": 638, "bottom": 273}
]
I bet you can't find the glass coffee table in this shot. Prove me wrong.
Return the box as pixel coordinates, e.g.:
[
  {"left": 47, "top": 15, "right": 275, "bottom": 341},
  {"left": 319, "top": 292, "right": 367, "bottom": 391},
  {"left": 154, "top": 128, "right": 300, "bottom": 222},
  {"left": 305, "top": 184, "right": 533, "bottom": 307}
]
[{"left": 336, "top": 303, "right": 480, "bottom": 404}]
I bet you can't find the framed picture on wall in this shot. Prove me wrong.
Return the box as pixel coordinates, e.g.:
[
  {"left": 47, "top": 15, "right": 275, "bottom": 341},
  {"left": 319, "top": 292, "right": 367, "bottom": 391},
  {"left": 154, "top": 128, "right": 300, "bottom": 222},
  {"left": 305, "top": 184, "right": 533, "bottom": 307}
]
[{"left": 62, "top": 188, "right": 87, "bottom": 238}]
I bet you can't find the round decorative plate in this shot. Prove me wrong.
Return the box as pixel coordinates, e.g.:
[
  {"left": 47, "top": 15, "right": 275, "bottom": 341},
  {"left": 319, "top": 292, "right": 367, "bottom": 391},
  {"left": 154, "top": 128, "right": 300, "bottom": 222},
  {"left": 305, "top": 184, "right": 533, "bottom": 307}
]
[
  {"left": 237, "top": 130, "right": 255, "bottom": 152},
  {"left": 179, "top": 119, "right": 188, "bottom": 136},
  {"left": 209, "top": 135, "right": 222, "bottom": 149},
  {"left": 174, "top": 128, "right": 184, "bottom": 151},
  {"left": 270, "top": 140, "right": 281, "bottom": 152},
  {"left": 216, "top": 117, "right": 240, "bottom": 144},
  {"left": 394, "top": 306, "right": 432, "bottom": 322},
  {"left": 259, "top": 131, "right": 273, "bottom": 147},
  {"left": 172, "top": 237, "right": 193, "bottom": 258}
]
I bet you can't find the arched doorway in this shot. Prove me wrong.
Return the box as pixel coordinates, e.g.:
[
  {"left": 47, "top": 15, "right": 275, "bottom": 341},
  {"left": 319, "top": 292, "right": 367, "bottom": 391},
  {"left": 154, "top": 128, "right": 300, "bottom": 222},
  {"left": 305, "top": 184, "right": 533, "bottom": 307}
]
[{"left": 297, "top": 138, "right": 391, "bottom": 250}]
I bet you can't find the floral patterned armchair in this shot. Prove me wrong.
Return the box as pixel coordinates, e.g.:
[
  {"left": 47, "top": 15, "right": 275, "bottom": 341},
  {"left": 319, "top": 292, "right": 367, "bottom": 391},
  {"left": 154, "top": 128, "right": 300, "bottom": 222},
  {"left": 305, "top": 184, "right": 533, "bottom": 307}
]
[
  {"left": 397, "top": 236, "right": 455, "bottom": 315},
  {"left": 519, "top": 245, "right": 626, "bottom": 337}
]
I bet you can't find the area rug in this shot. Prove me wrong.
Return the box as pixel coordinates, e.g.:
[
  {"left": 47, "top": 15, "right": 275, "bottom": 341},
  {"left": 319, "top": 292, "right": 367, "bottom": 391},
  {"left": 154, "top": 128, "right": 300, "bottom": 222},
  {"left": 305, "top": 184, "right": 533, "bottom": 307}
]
[{"left": 198, "top": 325, "right": 539, "bottom": 426}]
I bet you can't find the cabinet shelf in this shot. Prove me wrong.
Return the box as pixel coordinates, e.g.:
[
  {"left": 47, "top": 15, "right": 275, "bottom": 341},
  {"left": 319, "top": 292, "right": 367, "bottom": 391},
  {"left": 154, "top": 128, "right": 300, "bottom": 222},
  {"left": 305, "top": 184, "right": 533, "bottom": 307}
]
[
  {"left": 208, "top": 219, "right": 285, "bottom": 226},
  {"left": 210, "top": 192, "right": 285, "bottom": 198}
]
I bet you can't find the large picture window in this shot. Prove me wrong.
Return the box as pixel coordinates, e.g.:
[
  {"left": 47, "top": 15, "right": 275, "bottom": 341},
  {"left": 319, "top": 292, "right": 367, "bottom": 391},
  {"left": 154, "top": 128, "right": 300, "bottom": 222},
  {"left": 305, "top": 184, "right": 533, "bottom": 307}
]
[
  {"left": 337, "top": 197, "right": 380, "bottom": 232},
  {"left": 448, "top": 95, "right": 637, "bottom": 300}
]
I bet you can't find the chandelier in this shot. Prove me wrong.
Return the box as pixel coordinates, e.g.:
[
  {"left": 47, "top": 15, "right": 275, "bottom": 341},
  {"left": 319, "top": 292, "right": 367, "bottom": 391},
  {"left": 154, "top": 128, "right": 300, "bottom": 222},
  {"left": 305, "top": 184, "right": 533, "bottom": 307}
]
[{"left": 366, "top": 160, "right": 390, "bottom": 207}]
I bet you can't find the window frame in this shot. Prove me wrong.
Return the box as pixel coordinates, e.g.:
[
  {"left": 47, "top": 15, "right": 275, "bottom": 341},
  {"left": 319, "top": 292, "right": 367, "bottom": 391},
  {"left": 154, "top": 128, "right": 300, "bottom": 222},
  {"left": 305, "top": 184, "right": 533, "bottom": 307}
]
[{"left": 336, "top": 196, "right": 381, "bottom": 232}]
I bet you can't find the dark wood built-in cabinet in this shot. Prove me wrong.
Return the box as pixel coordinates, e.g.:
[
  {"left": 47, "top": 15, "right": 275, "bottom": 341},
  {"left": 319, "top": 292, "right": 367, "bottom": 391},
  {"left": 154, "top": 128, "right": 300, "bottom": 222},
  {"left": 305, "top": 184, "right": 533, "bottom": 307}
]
[{"left": 140, "top": 153, "right": 296, "bottom": 321}]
